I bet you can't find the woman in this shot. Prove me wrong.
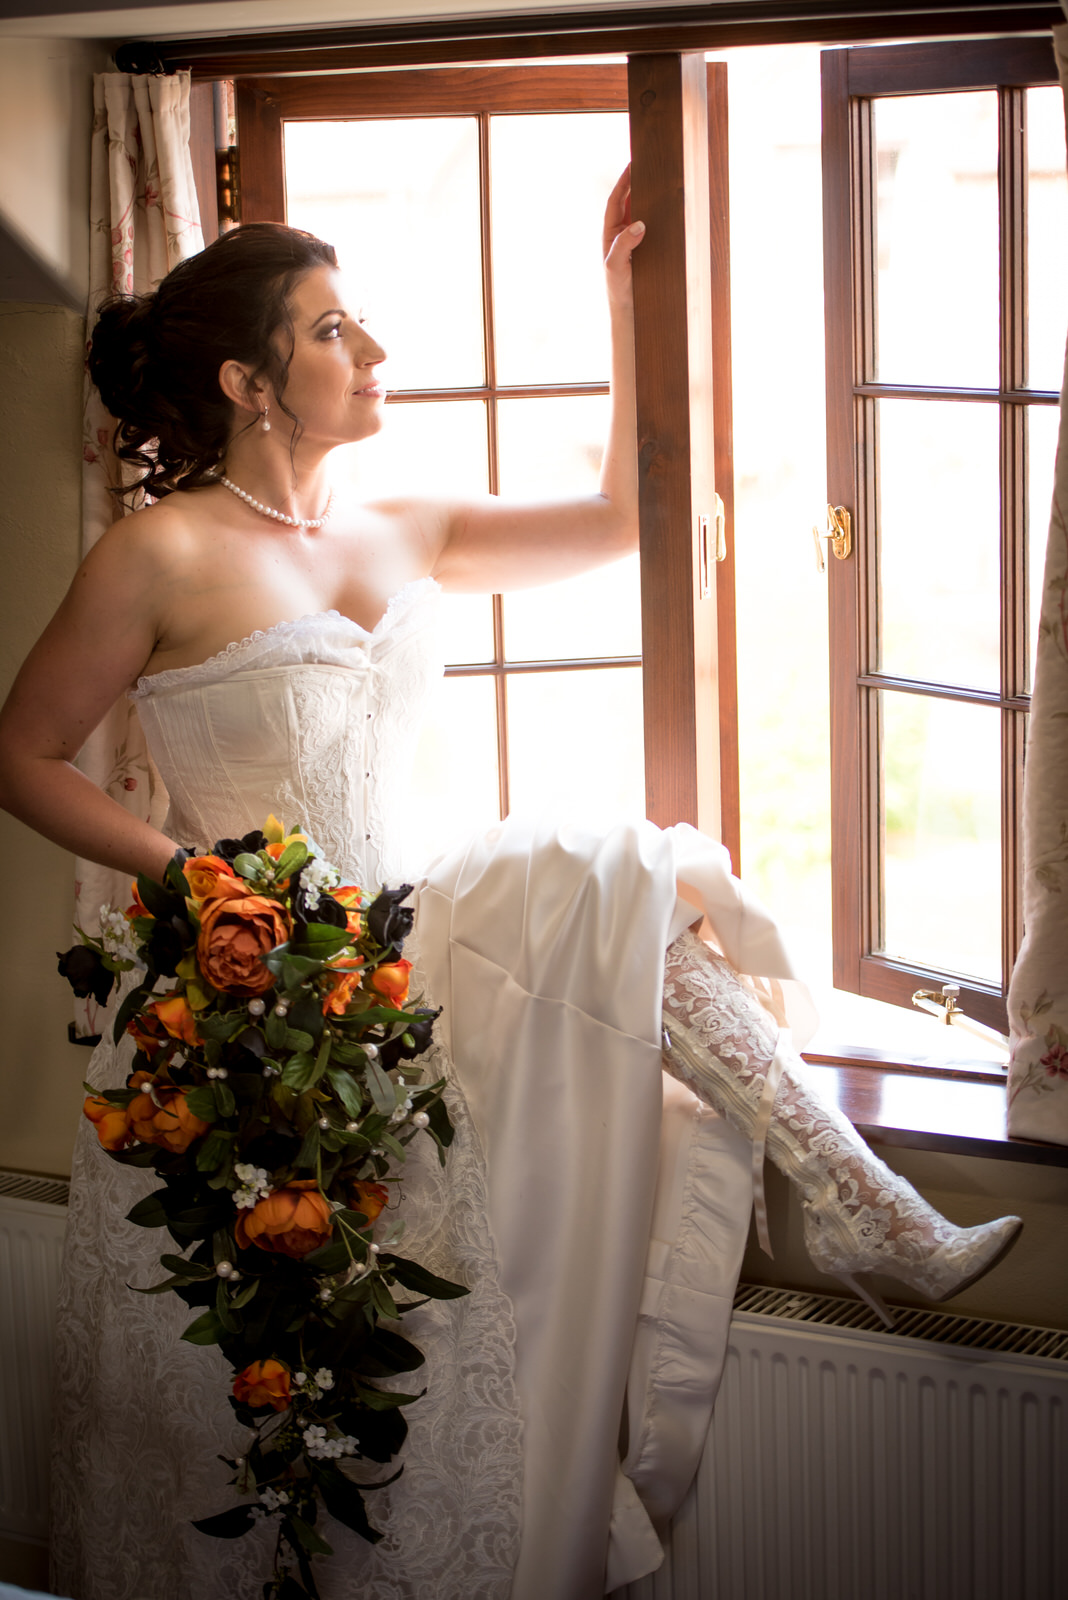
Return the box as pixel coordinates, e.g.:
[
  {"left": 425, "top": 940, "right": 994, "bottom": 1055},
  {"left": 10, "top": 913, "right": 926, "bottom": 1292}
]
[{"left": 0, "top": 180, "right": 1020, "bottom": 1600}]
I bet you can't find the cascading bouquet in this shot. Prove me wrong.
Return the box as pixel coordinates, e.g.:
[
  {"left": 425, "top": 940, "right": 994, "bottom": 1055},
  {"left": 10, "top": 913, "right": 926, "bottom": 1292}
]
[{"left": 59, "top": 817, "right": 465, "bottom": 1600}]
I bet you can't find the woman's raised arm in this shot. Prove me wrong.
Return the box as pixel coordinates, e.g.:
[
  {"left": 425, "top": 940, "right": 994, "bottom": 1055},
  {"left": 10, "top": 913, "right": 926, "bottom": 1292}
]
[
  {"left": 0, "top": 515, "right": 180, "bottom": 882},
  {"left": 426, "top": 168, "right": 644, "bottom": 593}
]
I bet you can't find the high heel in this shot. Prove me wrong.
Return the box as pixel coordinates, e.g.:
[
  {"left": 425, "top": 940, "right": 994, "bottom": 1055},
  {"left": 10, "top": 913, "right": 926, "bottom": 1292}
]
[{"left": 659, "top": 932, "right": 1023, "bottom": 1315}]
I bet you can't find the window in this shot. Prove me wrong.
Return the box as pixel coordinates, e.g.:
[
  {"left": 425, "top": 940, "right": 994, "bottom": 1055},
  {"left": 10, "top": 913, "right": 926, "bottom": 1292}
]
[
  {"left": 821, "top": 37, "right": 1064, "bottom": 1035},
  {"left": 234, "top": 62, "right": 740, "bottom": 867}
]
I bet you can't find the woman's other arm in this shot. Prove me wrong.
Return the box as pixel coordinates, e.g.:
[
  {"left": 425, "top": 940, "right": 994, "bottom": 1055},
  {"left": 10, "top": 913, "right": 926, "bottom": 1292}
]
[
  {"left": 422, "top": 169, "right": 644, "bottom": 593},
  {"left": 0, "top": 516, "right": 180, "bottom": 882}
]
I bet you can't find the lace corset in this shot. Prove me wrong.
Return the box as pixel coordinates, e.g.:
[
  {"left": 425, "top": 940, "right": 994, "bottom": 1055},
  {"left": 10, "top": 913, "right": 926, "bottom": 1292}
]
[{"left": 130, "top": 578, "right": 442, "bottom": 885}]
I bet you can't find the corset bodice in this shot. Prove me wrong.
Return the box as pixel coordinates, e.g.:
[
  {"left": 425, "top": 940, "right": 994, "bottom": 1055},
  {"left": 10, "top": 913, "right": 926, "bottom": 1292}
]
[{"left": 129, "top": 578, "right": 442, "bottom": 885}]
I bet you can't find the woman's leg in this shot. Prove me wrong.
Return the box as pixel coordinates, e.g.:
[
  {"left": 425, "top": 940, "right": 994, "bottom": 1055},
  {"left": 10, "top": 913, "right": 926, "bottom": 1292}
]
[{"left": 660, "top": 928, "right": 1021, "bottom": 1317}]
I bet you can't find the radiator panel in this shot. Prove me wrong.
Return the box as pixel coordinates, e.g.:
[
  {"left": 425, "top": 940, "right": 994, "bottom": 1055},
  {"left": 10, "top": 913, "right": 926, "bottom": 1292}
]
[
  {"left": 0, "top": 1190, "right": 67, "bottom": 1545},
  {"left": 620, "top": 1305, "right": 1068, "bottom": 1600}
]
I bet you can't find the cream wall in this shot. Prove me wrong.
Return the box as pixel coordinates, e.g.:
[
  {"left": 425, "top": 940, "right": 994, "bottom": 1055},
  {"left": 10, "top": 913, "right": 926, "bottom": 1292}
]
[
  {"left": 0, "top": 38, "right": 107, "bottom": 298},
  {"left": 0, "top": 300, "right": 89, "bottom": 1178}
]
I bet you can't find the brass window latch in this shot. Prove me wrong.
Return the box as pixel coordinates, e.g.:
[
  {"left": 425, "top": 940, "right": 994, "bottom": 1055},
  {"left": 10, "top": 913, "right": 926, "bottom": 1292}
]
[
  {"left": 812, "top": 504, "right": 852, "bottom": 572},
  {"left": 911, "top": 983, "right": 1009, "bottom": 1056}
]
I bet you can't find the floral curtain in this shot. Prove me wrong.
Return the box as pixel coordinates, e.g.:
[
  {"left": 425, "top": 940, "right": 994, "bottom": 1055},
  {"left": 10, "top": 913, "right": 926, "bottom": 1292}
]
[
  {"left": 73, "top": 71, "right": 203, "bottom": 1038},
  {"left": 1007, "top": 18, "right": 1068, "bottom": 1144}
]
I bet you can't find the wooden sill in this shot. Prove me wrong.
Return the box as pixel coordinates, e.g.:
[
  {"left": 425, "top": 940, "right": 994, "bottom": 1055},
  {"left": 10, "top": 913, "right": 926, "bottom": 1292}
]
[{"left": 800, "top": 1056, "right": 1068, "bottom": 1168}]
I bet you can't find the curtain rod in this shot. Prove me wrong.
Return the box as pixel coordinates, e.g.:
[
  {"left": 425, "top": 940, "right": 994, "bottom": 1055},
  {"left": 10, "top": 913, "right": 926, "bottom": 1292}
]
[{"left": 114, "top": 2, "right": 1061, "bottom": 75}]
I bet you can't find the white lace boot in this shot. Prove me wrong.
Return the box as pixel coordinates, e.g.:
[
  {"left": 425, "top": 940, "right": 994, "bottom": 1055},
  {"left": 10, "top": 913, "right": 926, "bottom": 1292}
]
[{"left": 661, "top": 929, "right": 1022, "bottom": 1324}]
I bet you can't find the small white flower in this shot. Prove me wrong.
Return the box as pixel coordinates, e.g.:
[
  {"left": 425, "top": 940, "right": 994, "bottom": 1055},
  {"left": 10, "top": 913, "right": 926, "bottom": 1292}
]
[
  {"left": 97, "top": 904, "right": 144, "bottom": 966},
  {"left": 233, "top": 1164, "right": 271, "bottom": 1210},
  {"left": 260, "top": 1486, "right": 292, "bottom": 1512},
  {"left": 313, "top": 1368, "right": 334, "bottom": 1391}
]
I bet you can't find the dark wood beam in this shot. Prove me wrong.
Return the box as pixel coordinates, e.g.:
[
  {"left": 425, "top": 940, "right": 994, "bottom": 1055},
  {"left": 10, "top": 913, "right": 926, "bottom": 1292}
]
[
  {"left": 112, "top": 4, "right": 1062, "bottom": 80},
  {"left": 629, "top": 51, "right": 720, "bottom": 836}
]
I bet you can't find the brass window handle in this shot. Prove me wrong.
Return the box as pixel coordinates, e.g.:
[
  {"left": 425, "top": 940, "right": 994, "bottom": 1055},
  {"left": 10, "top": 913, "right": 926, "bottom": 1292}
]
[
  {"left": 912, "top": 984, "right": 1009, "bottom": 1055},
  {"left": 812, "top": 504, "right": 852, "bottom": 572}
]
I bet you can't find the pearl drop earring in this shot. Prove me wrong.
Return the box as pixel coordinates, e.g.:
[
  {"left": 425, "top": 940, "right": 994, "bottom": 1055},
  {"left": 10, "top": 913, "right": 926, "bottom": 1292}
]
[{"left": 260, "top": 405, "right": 271, "bottom": 434}]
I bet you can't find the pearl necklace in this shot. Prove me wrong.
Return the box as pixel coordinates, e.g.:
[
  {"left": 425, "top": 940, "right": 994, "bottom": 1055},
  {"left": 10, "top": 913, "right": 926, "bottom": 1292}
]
[{"left": 220, "top": 475, "right": 334, "bottom": 530}]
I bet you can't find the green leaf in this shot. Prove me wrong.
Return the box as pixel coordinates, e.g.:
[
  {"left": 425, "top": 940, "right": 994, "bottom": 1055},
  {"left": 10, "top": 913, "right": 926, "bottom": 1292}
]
[
  {"left": 160, "top": 1252, "right": 213, "bottom": 1279},
  {"left": 354, "top": 1383, "right": 423, "bottom": 1411},
  {"left": 196, "top": 1010, "right": 248, "bottom": 1043},
  {"left": 126, "top": 1192, "right": 169, "bottom": 1230},
  {"left": 163, "top": 854, "right": 191, "bottom": 897},
  {"left": 310, "top": 1462, "right": 383, "bottom": 1545},
  {"left": 282, "top": 1051, "right": 318, "bottom": 1092},
  {"left": 379, "top": 1254, "right": 470, "bottom": 1300},
  {"left": 192, "top": 1503, "right": 256, "bottom": 1539},
  {"left": 425, "top": 1095, "right": 455, "bottom": 1151},
  {"left": 232, "top": 852, "right": 263, "bottom": 880},
  {"left": 134, "top": 872, "right": 184, "bottom": 922},
  {"left": 302, "top": 1238, "right": 352, "bottom": 1274},
  {"left": 196, "top": 1127, "right": 233, "bottom": 1174},
  {"left": 274, "top": 840, "right": 309, "bottom": 879},
  {"left": 290, "top": 925, "right": 351, "bottom": 961},
  {"left": 110, "top": 978, "right": 154, "bottom": 1045},
  {"left": 181, "top": 1309, "right": 225, "bottom": 1345},
  {"left": 325, "top": 1067, "right": 364, "bottom": 1120},
  {"left": 265, "top": 1009, "right": 287, "bottom": 1050},
  {"left": 229, "top": 1277, "right": 259, "bottom": 1309},
  {"left": 369, "top": 1276, "right": 400, "bottom": 1320},
  {"left": 215, "top": 1280, "right": 240, "bottom": 1334},
  {"left": 284, "top": 1028, "right": 315, "bottom": 1052},
  {"left": 378, "top": 1132, "right": 406, "bottom": 1163},
  {"left": 212, "top": 1078, "right": 237, "bottom": 1117},
  {"left": 295, "top": 1122, "right": 321, "bottom": 1170},
  {"left": 183, "top": 1085, "right": 218, "bottom": 1123},
  {"left": 364, "top": 1056, "right": 396, "bottom": 1116},
  {"left": 287, "top": 1513, "right": 333, "bottom": 1556}
]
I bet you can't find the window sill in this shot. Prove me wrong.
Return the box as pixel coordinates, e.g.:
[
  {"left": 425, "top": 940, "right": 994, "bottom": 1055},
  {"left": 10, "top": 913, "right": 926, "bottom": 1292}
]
[{"left": 800, "top": 1055, "right": 1068, "bottom": 1168}]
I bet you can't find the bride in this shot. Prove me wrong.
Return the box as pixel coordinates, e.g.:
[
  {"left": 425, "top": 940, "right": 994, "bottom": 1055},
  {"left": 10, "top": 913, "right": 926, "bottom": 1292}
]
[{"left": 0, "top": 178, "right": 1021, "bottom": 1600}]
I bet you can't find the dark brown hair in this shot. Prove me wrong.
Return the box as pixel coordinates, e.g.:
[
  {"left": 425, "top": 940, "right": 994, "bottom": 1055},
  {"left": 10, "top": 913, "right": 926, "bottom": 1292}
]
[{"left": 87, "top": 223, "right": 338, "bottom": 500}]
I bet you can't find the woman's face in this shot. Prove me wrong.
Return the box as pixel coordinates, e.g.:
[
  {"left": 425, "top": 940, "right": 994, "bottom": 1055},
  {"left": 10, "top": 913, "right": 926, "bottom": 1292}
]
[{"left": 269, "top": 264, "right": 387, "bottom": 448}]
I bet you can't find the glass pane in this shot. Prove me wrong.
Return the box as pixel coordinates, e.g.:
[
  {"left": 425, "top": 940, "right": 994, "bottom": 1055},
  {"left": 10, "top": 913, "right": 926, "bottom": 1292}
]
[
  {"left": 497, "top": 394, "right": 641, "bottom": 660},
  {"left": 1028, "top": 403, "right": 1061, "bottom": 689},
  {"left": 503, "top": 557, "right": 641, "bottom": 662},
  {"left": 880, "top": 691, "right": 1001, "bottom": 983},
  {"left": 407, "top": 675, "right": 500, "bottom": 865},
  {"left": 284, "top": 119, "right": 484, "bottom": 390},
  {"left": 877, "top": 399, "right": 1000, "bottom": 690},
  {"left": 335, "top": 398, "right": 488, "bottom": 500},
  {"left": 874, "top": 93, "right": 999, "bottom": 387},
  {"left": 1027, "top": 86, "right": 1068, "bottom": 393},
  {"left": 490, "top": 112, "right": 630, "bottom": 384},
  {"left": 440, "top": 595, "right": 495, "bottom": 667},
  {"left": 507, "top": 667, "right": 645, "bottom": 824}
]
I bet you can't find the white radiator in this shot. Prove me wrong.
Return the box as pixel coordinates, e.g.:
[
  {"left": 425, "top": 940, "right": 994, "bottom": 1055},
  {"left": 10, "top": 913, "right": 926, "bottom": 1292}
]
[
  {"left": 2, "top": 1179, "right": 1067, "bottom": 1599},
  {"left": 620, "top": 1284, "right": 1068, "bottom": 1600},
  {"left": 0, "top": 1173, "right": 69, "bottom": 1548}
]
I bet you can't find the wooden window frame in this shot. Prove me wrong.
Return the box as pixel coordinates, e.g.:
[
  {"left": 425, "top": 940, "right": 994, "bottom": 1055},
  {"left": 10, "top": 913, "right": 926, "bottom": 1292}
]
[
  {"left": 821, "top": 35, "right": 1060, "bottom": 1036},
  {"left": 233, "top": 60, "right": 740, "bottom": 862}
]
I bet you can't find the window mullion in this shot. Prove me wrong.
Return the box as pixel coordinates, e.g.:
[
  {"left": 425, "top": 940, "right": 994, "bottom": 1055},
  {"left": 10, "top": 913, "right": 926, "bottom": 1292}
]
[
  {"left": 999, "top": 84, "right": 1029, "bottom": 984},
  {"left": 477, "top": 107, "right": 510, "bottom": 821}
]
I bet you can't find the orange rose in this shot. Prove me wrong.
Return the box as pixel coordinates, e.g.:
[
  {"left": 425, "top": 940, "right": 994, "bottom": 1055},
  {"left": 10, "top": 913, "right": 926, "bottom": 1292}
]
[
  {"left": 322, "top": 967, "right": 362, "bottom": 1017},
  {"left": 126, "top": 880, "right": 150, "bottom": 919},
  {"left": 147, "top": 994, "right": 199, "bottom": 1048},
  {"left": 334, "top": 885, "right": 364, "bottom": 937},
  {"left": 126, "top": 1010, "right": 169, "bottom": 1060},
  {"left": 370, "top": 959, "right": 412, "bottom": 1009},
  {"left": 232, "top": 1358, "right": 292, "bottom": 1412},
  {"left": 183, "top": 854, "right": 242, "bottom": 901},
  {"left": 234, "top": 1180, "right": 333, "bottom": 1258},
  {"left": 196, "top": 894, "right": 290, "bottom": 997},
  {"left": 126, "top": 1083, "right": 211, "bottom": 1153},
  {"left": 83, "top": 1093, "right": 132, "bottom": 1151},
  {"left": 350, "top": 1180, "right": 389, "bottom": 1226}
]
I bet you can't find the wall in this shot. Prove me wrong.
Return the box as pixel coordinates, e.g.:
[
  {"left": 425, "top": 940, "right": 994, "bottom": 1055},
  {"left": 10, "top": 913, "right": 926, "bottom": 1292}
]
[
  {"left": 0, "top": 301, "right": 89, "bottom": 1178},
  {"left": 0, "top": 38, "right": 108, "bottom": 300},
  {"left": 743, "top": 1141, "right": 1068, "bottom": 1330}
]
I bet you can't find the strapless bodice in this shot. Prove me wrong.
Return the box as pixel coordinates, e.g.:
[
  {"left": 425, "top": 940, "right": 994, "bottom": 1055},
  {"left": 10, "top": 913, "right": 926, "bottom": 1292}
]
[{"left": 129, "top": 578, "right": 442, "bottom": 885}]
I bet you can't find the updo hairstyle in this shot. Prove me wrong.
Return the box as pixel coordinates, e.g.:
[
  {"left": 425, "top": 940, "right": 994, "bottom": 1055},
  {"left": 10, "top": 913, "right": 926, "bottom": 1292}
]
[{"left": 88, "top": 223, "right": 338, "bottom": 500}]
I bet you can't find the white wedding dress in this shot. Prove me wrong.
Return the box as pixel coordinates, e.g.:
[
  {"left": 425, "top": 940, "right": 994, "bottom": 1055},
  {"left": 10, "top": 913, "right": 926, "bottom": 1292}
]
[{"left": 51, "top": 579, "right": 796, "bottom": 1600}]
